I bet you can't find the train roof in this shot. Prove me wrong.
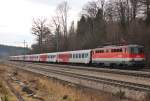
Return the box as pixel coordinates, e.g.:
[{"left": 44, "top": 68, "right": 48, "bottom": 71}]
[
  {"left": 95, "top": 44, "right": 144, "bottom": 49},
  {"left": 57, "top": 49, "right": 91, "bottom": 54}
]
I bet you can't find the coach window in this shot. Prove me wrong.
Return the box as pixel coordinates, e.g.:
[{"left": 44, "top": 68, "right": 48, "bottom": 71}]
[
  {"left": 82, "top": 53, "right": 84, "bottom": 58},
  {"left": 76, "top": 54, "right": 78, "bottom": 58},
  {"left": 79, "top": 54, "right": 80, "bottom": 58},
  {"left": 83, "top": 54, "right": 85, "bottom": 58},
  {"left": 85, "top": 53, "right": 88, "bottom": 58}
]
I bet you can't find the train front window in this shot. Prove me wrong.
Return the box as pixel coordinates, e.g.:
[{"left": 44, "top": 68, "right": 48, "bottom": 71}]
[{"left": 130, "top": 47, "right": 144, "bottom": 54}]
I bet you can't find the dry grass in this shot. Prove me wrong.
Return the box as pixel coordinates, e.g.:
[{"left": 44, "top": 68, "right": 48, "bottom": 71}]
[
  {"left": 0, "top": 80, "right": 17, "bottom": 101},
  {"left": 0, "top": 81, "right": 8, "bottom": 95},
  {"left": 12, "top": 66, "right": 132, "bottom": 101},
  {"left": 32, "top": 76, "right": 127, "bottom": 101},
  {"left": 0, "top": 63, "right": 132, "bottom": 101},
  {"left": 142, "top": 92, "right": 150, "bottom": 101}
]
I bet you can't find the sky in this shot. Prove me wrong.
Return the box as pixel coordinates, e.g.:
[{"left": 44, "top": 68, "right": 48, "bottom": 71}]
[{"left": 0, "top": 0, "right": 94, "bottom": 47}]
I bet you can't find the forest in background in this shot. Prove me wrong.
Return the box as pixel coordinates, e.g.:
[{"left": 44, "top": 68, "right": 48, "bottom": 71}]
[
  {"left": 0, "top": 45, "right": 30, "bottom": 58},
  {"left": 31, "top": 0, "right": 150, "bottom": 63}
]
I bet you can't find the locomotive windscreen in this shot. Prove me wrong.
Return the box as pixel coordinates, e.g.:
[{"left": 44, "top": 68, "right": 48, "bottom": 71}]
[{"left": 130, "top": 47, "right": 144, "bottom": 54}]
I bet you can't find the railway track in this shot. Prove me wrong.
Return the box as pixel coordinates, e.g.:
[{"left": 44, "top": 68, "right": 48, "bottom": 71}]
[
  {"left": 25, "top": 65, "right": 150, "bottom": 92},
  {"left": 6, "top": 61, "right": 150, "bottom": 100},
  {"left": 36, "top": 63, "right": 150, "bottom": 78},
  {"left": 7, "top": 61, "right": 150, "bottom": 86},
  {"left": 10, "top": 61, "right": 150, "bottom": 78},
  {"left": 2, "top": 60, "right": 150, "bottom": 100}
]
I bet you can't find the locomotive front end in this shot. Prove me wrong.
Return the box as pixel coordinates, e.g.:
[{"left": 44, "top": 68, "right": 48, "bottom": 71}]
[{"left": 128, "top": 45, "right": 145, "bottom": 68}]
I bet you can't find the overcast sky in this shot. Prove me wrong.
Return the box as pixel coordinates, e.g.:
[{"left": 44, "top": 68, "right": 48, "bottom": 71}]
[{"left": 0, "top": 0, "right": 95, "bottom": 47}]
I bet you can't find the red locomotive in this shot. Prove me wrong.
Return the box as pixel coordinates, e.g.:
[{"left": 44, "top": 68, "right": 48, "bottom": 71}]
[{"left": 92, "top": 45, "right": 145, "bottom": 68}]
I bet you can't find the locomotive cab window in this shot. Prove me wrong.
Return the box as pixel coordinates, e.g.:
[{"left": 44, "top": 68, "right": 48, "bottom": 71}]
[{"left": 130, "top": 47, "right": 144, "bottom": 54}]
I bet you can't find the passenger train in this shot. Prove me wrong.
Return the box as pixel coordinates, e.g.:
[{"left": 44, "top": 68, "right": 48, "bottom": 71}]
[{"left": 9, "top": 44, "right": 145, "bottom": 69}]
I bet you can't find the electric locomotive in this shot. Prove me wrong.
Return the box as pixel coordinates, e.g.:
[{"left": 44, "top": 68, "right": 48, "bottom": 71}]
[{"left": 92, "top": 44, "right": 145, "bottom": 68}]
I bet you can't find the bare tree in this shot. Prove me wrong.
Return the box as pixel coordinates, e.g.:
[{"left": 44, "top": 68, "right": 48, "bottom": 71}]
[
  {"left": 32, "top": 18, "right": 51, "bottom": 53},
  {"left": 56, "top": 1, "right": 69, "bottom": 37},
  {"left": 105, "top": 0, "right": 117, "bottom": 21},
  {"left": 82, "top": 1, "right": 99, "bottom": 18},
  {"left": 82, "top": 0, "right": 106, "bottom": 18},
  {"left": 98, "top": 0, "right": 106, "bottom": 17},
  {"left": 68, "top": 21, "right": 77, "bottom": 50},
  {"left": 130, "top": 0, "right": 140, "bottom": 20},
  {"left": 51, "top": 1, "right": 70, "bottom": 51},
  {"left": 140, "top": 0, "right": 150, "bottom": 25}
]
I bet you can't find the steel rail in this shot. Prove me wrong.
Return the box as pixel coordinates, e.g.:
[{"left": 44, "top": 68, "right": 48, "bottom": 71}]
[
  {"left": 14, "top": 61, "right": 150, "bottom": 78},
  {"left": 12, "top": 62, "right": 150, "bottom": 93}
]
